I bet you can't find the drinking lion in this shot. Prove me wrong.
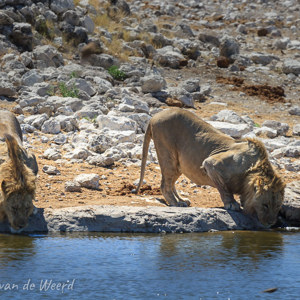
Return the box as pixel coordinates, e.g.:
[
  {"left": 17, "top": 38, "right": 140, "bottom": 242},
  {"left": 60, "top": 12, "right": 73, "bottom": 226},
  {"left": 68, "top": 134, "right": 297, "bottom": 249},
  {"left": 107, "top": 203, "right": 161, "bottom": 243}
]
[
  {"left": 136, "top": 108, "right": 285, "bottom": 227},
  {"left": 0, "top": 110, "right": 38, "bottom": 232}
]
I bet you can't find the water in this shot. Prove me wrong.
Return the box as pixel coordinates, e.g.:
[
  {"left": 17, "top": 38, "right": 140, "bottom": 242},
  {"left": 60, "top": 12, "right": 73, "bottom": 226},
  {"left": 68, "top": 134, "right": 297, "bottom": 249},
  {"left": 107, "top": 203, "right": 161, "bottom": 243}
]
[{"left": 0, "top": 231, "right": 300, "bottom": 299}]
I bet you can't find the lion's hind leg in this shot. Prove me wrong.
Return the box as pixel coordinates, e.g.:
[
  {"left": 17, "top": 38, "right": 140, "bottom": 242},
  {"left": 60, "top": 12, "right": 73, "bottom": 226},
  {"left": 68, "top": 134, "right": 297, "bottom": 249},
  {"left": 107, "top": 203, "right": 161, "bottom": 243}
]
[{"left": 155, "top": 144, "right": 190, "bottom": 207}]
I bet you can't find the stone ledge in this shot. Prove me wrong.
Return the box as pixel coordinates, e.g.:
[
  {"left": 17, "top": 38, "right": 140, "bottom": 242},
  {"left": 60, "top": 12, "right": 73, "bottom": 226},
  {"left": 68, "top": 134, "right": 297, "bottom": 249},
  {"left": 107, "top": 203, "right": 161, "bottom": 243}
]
[{"left": 0, "top": 206, "right": 263, "bottom": 233}]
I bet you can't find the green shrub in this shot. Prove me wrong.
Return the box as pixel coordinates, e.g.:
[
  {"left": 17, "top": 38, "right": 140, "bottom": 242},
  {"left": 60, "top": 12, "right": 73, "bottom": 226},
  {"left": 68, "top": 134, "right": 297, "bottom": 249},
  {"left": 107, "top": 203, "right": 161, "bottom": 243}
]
[
  {"left": 58, "top": 82, "right": 79, "bottom": 98},
  {"left": 108, "top": 66, "right": 127, "bottom": 81}
]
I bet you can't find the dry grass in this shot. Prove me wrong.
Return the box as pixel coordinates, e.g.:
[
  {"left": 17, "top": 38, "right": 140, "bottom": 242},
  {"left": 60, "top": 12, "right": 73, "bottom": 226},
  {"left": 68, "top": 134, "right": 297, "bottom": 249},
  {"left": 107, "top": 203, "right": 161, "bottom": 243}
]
[{"left": 73, "top": 0, "right": 81, "bottom": 6}]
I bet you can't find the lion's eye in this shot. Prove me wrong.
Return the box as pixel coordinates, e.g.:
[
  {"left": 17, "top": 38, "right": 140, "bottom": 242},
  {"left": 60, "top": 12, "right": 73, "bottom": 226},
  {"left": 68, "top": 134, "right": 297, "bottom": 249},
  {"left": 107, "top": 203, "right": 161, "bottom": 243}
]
[{"left": 263, "top": 204, "right": 269, "bottom": 210}]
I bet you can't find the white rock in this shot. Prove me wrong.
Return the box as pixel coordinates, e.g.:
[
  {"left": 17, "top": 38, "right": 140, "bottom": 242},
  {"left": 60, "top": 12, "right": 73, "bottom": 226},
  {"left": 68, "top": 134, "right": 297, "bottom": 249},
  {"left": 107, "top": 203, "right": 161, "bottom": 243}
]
[
  {"left": 210, "top": 110, "right": 247, "bottom": 124},
  {"left": 180, "top": 78, "right": 200, "bottom": 93},
  {"left": 64, "top": 148, "right": 91, "bottom": 160},
  {"left": 87, "top": 133, "right": 112, "bottom": 153},
  {"left": 41, "top": 118, "right": 61, "bottom": 134},
  {"left": 55, "top": 115, "right": 78, "bottom": 132},
  {"left": 207, "top": 121, "right": 252, "bottom": 138},
  {"left": 24, "top": 113, "right": 49, "bottom": 129},
  {"left": 282, "top": 59, "right": 300, "bottom": 75},
  {"left": 293, "top": 124, "right": 300, "bottom": 136},
  {"left": 74, "top": 173, "right": 100, "bottom": 190},
  {"left": 105, "top": 129, "right": 136, "bottom": 144},
  {"left": 168, "top": 87, "right": 195, "bottom": 108},
  {"left": 65, "top": 181, "right": 82, "bottom": 192},
  {"left": 128, "top": 113, "right": 151, "bottom": 132},
  {"left": 262, "top": 137, "right": 290, "bottom": 151},
  {"left": 0, "top": 81, "right": 16, "bottom": 97},
  {"left": 43, "top": 148, "right": 62, "bottom": 161},
  {"left": 94, "top": 77, "right": 113, "bottom": 94},
  {"left": 141, "top": 75, "right": 166, "bottom": 93},
  {"left": 53, "top": 133, "right": 68, "bottom": 145},
  {"left": 87, "top": 154, "right": 114, "bottom": 167},
  {"left": 219, "top": 36, "right": 239, "bottom": 58},
  {"left": 81, "top": 15, "right": 94, "bottom": 33},
  {"left": 289, "top": 106, "right": 300, "bottom": 116},
  {"left": 33, "top": 45, "right": 64, "bottom": 68},
  {"left": 154, "top": 46, "right": 185, "bottom": 69},
  {"left": 249, "top": 52, "right": 277, "bottom": 66},
  {"left": 96, "top": 115, "right": 137, "bottom": 131},
  {"left": 42, "top": 165, "right": 61, "bottom": 175},
  {"left": 22, "top": 70, "right": 43, "bottom": 86},
  {"left": 120, "top": 95, "right": 150, "bottom": 114},
  {"left": 262, "top": 120, "right": 289, "bottom": 136},
  {"left": 102, "top": 147, "right": 126, "bottom": 161},
  {"left": 50, "top": 0, "right": 74, "bottom": 14},
  {"left": 66, "top": 78, "right": 96, "bottom": 96},
  {"left": 254, "top": 126, "right": 278, "bottom": 138}
]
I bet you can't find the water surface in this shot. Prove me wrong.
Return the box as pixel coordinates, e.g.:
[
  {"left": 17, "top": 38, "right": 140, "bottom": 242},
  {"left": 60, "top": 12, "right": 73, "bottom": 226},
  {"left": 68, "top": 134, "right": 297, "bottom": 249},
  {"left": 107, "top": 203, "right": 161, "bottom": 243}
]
[{"left": 0, "top": 231, "right": 300, "bottom": 299}]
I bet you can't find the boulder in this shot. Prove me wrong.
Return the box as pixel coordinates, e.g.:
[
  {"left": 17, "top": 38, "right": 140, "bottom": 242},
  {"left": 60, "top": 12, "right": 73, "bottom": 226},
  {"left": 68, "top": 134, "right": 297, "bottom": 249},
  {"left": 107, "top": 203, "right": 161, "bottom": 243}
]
[
  {"left": 42, "top": 165, "right": 61, "bottom": 175},
  {"left": 10, "top": 22, "right": 33, "bottom": 51},
  {"left": 0, "top": 80, "right": 16, "bottom": 97},
  {"left": 141, "top": 75, "right": 166, "bottom": 93},
  {"left": 208, "top": 121, "right": 252, "bottom": 139},
  {"left": 249, "top": 52, "right": 278, "bottom": 66},
  {"left": 65, "top": 181, "right": 82, "bottom": 192},
  {"left": 280, "top": 181, "right": 300, "bottom": 226},
  {"left": 66, "top": 78, "right": 96, "bottom": 96},
  {"left": 33, "top": 45, "right": 64, "bottom": 68},
  {"left": 282, "top": 59, "right": 300, "bottom": 76},
  {"left": 41, "top": 118, "right": 61, "bottom": 134},
  {"left": 293, "top": 124, "right": 300, "bottom": 136},
  {"left": 180, "top": 78, "right": 200, "bottom": 93},
  {"left": 262, "top": 120, "right": 289, "bottom": 136},
  {"left": 50, "top": 0, "right": 75, "bottom": 14},
  {"left": 210, "top": 110, "right": 248, "bottom": 125},
  {"left": 74, "top": 173, "right": 100, "bottom": 190},
  {"left": 96, "top": 115, "right": 137, "bottom": 131},
  {"left": 219, "top": 36, "right": 239, "bottom": 58},
  {"left": 154, "top": 46, "right": 186, "bottom": 69},
  {"left": 22, "top": 70, "right": 43, "bottom": 86},
  {"left": 43, "top": 148, "right": 62, "bottom": 161}
]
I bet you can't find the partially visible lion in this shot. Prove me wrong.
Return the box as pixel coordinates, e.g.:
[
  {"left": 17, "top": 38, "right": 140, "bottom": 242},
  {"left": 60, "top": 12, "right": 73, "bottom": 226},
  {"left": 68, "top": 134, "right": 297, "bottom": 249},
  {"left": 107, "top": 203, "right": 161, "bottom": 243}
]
[
  {"left": 0, "top": 110, "right": 38, "bottom": 232},
  {"left": 136, "top": 108, "right": 285, "bottom": 227}
]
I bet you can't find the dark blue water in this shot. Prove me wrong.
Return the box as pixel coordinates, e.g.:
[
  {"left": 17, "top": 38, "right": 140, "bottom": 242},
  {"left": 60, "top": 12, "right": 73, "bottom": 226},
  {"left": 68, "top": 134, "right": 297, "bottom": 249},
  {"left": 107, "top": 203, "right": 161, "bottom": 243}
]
[{"left": 0, "top": 231, "right": 300, "bottom": 299}]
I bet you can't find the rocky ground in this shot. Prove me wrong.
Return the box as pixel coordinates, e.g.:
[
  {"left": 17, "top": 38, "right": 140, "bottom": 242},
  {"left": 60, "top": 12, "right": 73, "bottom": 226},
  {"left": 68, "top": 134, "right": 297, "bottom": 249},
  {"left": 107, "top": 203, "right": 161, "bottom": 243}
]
[{"left": 0, "top": 0, "right": 299, "bottom": 213}]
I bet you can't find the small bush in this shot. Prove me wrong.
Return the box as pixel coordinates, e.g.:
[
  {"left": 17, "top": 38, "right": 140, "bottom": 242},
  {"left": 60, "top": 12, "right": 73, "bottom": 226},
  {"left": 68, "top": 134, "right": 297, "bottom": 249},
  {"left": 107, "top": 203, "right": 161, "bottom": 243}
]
[
  {"left": 58, "top": 82, "right": 79, "bottom": 98},
  {"left": 108, "top": 66, "right": 127, "bottom": 81}
]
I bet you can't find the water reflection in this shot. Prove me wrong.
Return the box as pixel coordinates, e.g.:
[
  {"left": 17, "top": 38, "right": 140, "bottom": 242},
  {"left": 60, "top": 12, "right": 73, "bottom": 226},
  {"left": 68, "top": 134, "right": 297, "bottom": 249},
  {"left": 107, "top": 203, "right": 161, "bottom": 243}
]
[
  {"left": 0, "top": 234, "right": 36, "bottom": 267},
  {"left": 157, "top": 231, "right": 283, "bottom": 271}
]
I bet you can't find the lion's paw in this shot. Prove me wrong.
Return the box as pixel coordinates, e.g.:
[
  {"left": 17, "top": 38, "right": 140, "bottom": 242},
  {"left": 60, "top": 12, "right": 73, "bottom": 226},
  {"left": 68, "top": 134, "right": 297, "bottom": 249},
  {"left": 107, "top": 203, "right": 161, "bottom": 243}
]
[
  {"left": 177, "top": 200, "right": 191, "bottom": 207},
  {"left": 224, "top": 202, "right": 241, "bottom": 211}
]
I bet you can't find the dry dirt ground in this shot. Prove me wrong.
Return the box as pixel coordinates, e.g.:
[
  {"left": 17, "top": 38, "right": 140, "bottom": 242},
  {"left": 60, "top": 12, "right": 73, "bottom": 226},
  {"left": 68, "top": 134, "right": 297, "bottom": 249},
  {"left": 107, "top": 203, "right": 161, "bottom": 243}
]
[{"left": 1, "top": 67, "right": 299, "bottom": 210}]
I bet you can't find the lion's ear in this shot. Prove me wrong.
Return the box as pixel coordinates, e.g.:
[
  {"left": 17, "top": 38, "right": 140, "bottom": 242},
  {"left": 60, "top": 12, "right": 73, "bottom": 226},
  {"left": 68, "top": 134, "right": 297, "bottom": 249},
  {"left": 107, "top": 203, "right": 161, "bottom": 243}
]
[
  {"left": 1, "top": 180, "right": 7, "bottom": 195},
  {"left": 247, "top": 139, "right": 260, "bottom": 155}
]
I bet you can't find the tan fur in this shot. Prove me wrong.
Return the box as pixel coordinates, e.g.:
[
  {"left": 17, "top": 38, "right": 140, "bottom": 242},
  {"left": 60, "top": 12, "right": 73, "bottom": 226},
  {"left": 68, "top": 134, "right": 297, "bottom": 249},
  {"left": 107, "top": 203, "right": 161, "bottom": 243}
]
[
  {"left": 0, "top": 110, "right": 38, "bottom": 231},
  {"left": 136, "top": 108, "right": 285, "bottom": 226},
  {"left": 80, "top": 42, "right": 102, "bottom": 61}
]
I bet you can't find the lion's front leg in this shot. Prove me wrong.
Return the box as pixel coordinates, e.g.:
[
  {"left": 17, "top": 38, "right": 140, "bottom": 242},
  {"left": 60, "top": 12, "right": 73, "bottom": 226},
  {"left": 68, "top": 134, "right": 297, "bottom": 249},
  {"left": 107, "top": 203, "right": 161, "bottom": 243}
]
[
  {"left": 0, "top": 201, "right": 7, "bottom": 222},
  {"left": 202, "top": 158, "right": 241, "bottom": 211}
]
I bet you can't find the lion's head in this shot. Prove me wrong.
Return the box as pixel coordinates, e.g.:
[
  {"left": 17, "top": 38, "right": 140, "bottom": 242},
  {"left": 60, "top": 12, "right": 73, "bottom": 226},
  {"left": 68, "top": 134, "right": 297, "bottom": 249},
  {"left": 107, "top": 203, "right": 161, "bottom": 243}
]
[
  {"left": 241, "top": 154, "right": 285, "bottom": 227},
  {"left": 2, "top": 190, "right": 35, "bottom": 231},
  {"left": 0, "top": 134, "right": 37, "bottom": 232}
]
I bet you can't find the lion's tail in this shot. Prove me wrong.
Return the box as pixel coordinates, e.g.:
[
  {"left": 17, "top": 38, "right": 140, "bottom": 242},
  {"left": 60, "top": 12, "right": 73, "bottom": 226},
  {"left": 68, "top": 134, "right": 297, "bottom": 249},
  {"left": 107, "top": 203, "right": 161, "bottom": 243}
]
[{"left": 135, "top": 123, "right": 152, "bottom": 194}]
